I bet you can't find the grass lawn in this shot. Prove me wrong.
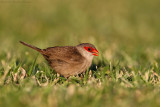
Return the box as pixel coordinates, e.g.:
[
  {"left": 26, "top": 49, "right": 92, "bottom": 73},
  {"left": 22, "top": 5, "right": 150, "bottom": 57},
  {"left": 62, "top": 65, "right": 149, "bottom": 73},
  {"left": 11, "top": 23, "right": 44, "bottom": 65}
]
[{"left": 0, "top": 0, "right": 160, "bottom": 107}]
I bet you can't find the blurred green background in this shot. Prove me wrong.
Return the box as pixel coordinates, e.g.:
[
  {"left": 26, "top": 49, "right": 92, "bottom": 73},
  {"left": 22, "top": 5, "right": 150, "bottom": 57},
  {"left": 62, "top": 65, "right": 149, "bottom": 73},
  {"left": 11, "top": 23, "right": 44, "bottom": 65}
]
[{"left": 0, "top": 0, "right": 160, "bottom": 53}]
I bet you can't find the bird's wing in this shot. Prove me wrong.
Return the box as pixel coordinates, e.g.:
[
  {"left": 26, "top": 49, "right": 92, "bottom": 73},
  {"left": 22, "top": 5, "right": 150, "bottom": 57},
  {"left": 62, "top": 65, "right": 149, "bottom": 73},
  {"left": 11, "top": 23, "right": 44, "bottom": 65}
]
[{"left": 42, "top": 46, "right": 85, "bottom": 66}]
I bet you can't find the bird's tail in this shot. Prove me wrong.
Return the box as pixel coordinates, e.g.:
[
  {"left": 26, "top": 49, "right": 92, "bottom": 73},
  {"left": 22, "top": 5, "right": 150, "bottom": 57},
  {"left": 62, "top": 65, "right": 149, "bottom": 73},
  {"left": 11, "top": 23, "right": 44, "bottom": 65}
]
[{"left": 20, "top": 41, "right": 43, "bottom": 53}]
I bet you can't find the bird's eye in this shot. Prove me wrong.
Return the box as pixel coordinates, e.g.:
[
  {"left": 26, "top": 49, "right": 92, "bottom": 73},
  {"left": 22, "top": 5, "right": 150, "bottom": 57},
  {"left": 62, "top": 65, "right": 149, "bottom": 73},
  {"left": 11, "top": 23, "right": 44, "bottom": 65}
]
[
  {"left": 88, "top": 48, "right": 91, "bottom": 51},
  {"left": 84, "top": 47, "right": 93, "bottom": 52}
]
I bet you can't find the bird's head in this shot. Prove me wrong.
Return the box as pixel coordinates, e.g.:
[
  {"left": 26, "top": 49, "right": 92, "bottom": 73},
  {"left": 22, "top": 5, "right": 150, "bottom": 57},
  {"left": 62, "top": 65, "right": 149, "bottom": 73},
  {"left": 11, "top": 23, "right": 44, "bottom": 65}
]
[{"left": 76, "top": 43, "right": 99, "bottom": 60}]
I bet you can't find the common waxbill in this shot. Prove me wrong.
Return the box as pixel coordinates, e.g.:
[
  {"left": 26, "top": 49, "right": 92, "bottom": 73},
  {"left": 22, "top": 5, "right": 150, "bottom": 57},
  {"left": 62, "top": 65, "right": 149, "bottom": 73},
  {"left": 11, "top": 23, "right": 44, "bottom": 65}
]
[{"left": 20, "top": 41, "right": 99, "bottom": 78}]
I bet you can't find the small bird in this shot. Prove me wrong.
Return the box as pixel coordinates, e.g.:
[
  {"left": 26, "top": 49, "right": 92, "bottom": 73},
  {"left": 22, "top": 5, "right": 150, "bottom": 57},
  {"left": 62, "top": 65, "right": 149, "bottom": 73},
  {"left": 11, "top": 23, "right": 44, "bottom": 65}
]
[{"left": 20, "top": 41, "right": 99, "bottom": 78}]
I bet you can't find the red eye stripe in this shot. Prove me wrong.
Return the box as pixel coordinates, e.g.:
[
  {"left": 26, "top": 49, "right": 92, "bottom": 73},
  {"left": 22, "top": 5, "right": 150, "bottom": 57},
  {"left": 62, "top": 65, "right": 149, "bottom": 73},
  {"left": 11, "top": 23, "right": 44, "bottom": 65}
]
[{"left": 84, "top": 47, "right": 94, "bottom": 52}]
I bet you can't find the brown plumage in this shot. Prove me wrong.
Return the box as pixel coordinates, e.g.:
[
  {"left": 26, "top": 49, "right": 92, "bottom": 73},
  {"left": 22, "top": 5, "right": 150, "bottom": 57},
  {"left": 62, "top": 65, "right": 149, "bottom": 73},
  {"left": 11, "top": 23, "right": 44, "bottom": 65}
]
[{"left": 20, "top": 41, "right": 99, "bottom": 78}]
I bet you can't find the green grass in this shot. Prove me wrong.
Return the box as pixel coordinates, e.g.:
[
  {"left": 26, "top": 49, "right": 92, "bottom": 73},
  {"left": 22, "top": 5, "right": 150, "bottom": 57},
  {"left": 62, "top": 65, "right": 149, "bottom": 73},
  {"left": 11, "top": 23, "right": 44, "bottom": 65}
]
[{"left": 0, "top": 0, "right": 160, "bottom": 107}]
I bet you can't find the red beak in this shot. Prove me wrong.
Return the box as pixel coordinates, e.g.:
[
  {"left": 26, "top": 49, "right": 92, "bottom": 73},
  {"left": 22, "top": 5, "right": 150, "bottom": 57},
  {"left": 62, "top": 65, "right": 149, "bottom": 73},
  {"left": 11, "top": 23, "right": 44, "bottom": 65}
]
[{"left": 92, "top": 49, "right": 99, "bottom": 56}]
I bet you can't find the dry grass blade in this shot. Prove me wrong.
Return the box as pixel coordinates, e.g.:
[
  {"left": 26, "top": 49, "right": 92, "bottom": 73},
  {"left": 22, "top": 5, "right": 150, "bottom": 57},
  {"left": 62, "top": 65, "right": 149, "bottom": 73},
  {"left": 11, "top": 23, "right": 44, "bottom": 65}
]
[
  {"left": 36, "top": 75, "right": 49, "bottom": 87},
  {"left": 19, "top": 67, "right": 26, "bottom": 80},
  {"left": 11, "top": 67, "right": 26, "bottom": 82},
  {"left": 0, "top": 60, "right": 11, "bottom": 85}
]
